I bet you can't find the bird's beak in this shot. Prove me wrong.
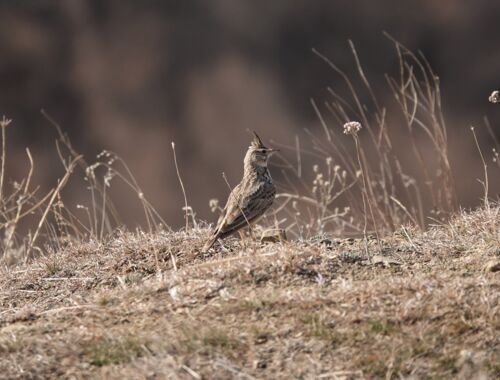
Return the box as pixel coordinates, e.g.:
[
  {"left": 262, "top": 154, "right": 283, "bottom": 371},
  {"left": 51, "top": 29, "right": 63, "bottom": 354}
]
[{"left": 266, "top": 148, "right": 279, "bottom": 154}]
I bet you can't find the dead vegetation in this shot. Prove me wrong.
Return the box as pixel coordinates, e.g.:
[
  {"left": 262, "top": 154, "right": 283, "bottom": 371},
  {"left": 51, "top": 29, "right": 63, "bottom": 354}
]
[
  {"left": 0, "top": 205, "right": 499, "bottom": 379},
  {"left": 0, "top": 39, "right": 499, "bottom": 379},
  {"left": 273, "top": 36, "right": 462, "bottom": 239}
]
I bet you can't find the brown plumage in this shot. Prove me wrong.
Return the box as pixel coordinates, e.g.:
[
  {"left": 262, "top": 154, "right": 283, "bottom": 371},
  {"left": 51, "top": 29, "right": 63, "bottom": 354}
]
[{"left": 202, "top": 132, "right": 278, "bottom": 252}]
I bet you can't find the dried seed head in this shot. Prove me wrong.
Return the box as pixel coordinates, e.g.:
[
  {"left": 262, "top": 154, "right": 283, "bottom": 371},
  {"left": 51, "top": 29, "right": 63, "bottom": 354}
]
[
  {"left": 489, "top": 90, "right": 499, "bottom": 104},
  {"left": 104, "top": 170, "right": 115, "bottom": 187},
  {"left": 0, "top": 116, "right": 12, "bottom": 128},
  {"left": 343, "top": 121, "right": 362, "bottom": 135},
  {"left": 208, "top": 198, "right": 219, "bottom": 213}
]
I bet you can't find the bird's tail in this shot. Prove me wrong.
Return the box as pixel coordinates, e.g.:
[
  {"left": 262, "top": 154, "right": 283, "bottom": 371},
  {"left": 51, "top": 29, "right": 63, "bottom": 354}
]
[{"left": 201, "top": 231, "right": 219, "bottom": 253}]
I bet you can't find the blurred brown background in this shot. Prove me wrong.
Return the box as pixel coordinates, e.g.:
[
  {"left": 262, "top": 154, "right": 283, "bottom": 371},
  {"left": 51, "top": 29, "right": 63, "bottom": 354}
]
[{"left": 1, "top": 0, "right": 499, "bottom": 229}]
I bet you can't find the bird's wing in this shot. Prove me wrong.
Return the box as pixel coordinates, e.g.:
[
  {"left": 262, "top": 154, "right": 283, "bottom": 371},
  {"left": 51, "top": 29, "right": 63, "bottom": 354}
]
[
  {"left": 213, "top": 182, "right": 242, "bottom": 230},
  {"left": 216, "top": 182, "right": 274, "bottom": 238}
]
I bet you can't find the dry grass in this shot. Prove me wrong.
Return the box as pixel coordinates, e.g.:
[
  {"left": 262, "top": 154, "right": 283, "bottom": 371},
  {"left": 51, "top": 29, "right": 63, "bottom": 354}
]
[
  {"left": 272, "top": 37, "right": 499, "bottom": 240},
  {"left": 1, "top": 205, "right": 498, "bottom": 379},
  {"left": 0, "top": 38, "right": 499, "bottom": 379}
]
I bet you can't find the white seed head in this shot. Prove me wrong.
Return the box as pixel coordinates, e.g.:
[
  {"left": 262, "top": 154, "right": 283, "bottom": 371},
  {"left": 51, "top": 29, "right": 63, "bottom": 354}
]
[
  {"left": 343, "top": 121, "right": 362, "bottom": 135},
  {"left": 104, "top": 170, "right": 115, "bottom": 187},
  {"left": 489, "top": 90, "right": 499, "bottom": 104},
  {"left": 208, "top": 198, "right": 219, "bottom": 212}
]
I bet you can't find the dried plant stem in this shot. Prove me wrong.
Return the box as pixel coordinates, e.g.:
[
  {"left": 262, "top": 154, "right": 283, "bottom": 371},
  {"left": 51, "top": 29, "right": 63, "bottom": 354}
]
[
  {"left": 28, "top": 156, "right": 81, "bottom": 255},
  {"left": 99, "top": 182, "right": 107, "bottom": 240},
  {"left": 295, "top": 135, "right": 302, "bottom": 178},
  {"left": 353, "top": 135, "right": 380, "bottom": 252},
  {"left": 311, "top": 98, "right": 331, "bottom": 142},
  {"left": 471, "top": 127, "right": 489, "bottom": 210},
  {"left": 389, "top": 196, "right": 419, "bottom": 227},
  {"left": 171, "top": 142, "right": 189, "bottom": 231},
  {"left": 0, "top": 120, "right": 7, "bottom": 202},
  {"left": 3, "top": 149, "right": 34, "bottom": 251},
  {"left": 42, "top": 110, "right": 123, "bottom": 229}
]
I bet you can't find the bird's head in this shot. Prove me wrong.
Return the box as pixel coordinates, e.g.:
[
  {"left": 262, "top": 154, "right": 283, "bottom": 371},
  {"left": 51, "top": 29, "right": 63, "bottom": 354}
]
[{"left": 245, "top": 131, "right": 279, "bottom": 168}]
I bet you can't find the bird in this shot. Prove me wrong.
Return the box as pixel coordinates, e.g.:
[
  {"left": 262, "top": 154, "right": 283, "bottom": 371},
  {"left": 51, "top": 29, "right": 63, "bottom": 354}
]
[{"left": 202, "top": 132, "right": 278, "bottom": 252}]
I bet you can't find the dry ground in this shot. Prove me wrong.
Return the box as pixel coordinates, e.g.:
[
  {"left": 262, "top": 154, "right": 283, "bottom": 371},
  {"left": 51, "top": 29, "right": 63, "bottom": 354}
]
[{"left": 1, "top": 206, "right": 499, "bottom": 379}]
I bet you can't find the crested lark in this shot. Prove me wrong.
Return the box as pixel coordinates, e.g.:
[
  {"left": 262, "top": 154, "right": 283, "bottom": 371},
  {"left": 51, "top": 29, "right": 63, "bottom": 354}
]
[{"left": 202, "top": 132, "right": 278, "bottom": 252}]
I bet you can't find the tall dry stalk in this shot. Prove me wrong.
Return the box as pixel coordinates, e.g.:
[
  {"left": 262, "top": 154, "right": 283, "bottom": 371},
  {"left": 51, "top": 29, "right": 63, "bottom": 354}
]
[
  {"left": 28, "top": 155, "right": 81, "bottom": 255},
  {"left": 470, "top": 127, "right": 490, "bottom": 210},
  {"left": 0, "top": 116, "right": 12, "bottom": 203},
  {"left": 275, "top": 37, "right": 459, "bottom": 238},
  {"left": 1, "top": 112, "right": 167, "bottom": 264},
  {"left": 171, "top": 142, "right": 190, "bottom": 231}
]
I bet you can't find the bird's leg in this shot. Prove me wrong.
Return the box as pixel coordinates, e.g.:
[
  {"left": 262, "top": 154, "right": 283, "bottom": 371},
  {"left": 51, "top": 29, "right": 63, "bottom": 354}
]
[
  {"left": 247, "top": 224, "right": 255, "bottom": 241},
  {"left": 238, "top": 230, "right": 248, "bottom": 251}
]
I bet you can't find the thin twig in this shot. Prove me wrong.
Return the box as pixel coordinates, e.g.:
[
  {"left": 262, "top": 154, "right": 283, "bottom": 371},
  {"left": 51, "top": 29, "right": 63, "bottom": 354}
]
[
  {"left": 171, "top": 142, "right": 189, "bottom": 231},
  {"left": 0, "top": 116, "right": 12, "bottom": 202},
  {"left": 471, "top": 127, "right": 489, "bottom": 210},
  {"left": 39, "top": 304, "right": 97, "bottom": 315},
  {"left": 28, "top": 155, "right": 81, "bottom": 254}
]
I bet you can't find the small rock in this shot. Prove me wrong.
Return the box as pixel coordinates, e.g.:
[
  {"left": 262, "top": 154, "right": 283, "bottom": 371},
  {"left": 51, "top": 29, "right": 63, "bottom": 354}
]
[
  {"left": 168, "top": 286, "right": 178, "bottom": 301},
  {"left": 338, "top": 251, "right": 364, "bottom": 263},
  {"left": 254, "top": 360, "right": 268, "bottom": 369},
  {"left": 483, "top": 260, "right": 500, "bottom": 273},
  {"left": 308, "top": 234, "right": 339, "bottom": 249},
  {"left": 456, "top": 349, "right": 487, "bottom": 380},
  {"left": 318, "top": 238, "right": 336, "bottom": 248},
  {"left": 260, "top": 229, "right": 287, "bottom": 243},
  {"left": 343, "top": 237, "right": 355, "bottom": 245},
  {"left": 372, "top": 255, "right": 402, "bottom": 267},
  {"left": 255, "top": 333, "right": 269, "bottom": 344}
]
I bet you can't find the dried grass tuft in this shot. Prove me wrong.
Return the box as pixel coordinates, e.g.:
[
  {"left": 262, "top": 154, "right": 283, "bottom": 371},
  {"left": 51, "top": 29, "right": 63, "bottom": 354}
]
[{"left": 0, "top": 204, "right": 498, "bottom": 378}]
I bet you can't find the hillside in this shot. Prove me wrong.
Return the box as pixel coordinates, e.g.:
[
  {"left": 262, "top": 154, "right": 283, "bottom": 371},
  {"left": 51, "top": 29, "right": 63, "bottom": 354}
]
[{"left": 1, "top": 206, "right": 499, "bottom": 379}]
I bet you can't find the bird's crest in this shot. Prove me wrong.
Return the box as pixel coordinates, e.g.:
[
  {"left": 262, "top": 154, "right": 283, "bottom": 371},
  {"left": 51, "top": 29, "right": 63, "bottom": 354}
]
[{"left": 251, "top": 131, "right": 266, "bottom": 149}]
